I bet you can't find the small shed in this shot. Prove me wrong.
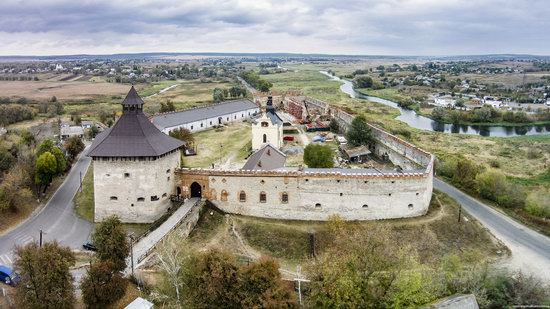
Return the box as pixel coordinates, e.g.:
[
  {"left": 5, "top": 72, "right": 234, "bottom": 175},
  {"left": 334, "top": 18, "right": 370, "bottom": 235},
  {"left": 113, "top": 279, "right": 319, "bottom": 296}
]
[
  {"left": 341, "top": 145, "right": 371, "bottom": 163},
  {"left": 125, "top": 297, "right": 154, "bottom": 309},
  {"left": 60, "top": 126, "right": 84, "bottom": 140}
]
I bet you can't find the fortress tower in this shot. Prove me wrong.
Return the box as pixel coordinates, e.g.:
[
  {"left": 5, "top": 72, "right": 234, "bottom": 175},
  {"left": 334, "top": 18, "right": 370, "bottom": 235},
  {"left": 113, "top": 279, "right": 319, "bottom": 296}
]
[{"left": 88, "top": 86, "right": 184, "bottom": 223}]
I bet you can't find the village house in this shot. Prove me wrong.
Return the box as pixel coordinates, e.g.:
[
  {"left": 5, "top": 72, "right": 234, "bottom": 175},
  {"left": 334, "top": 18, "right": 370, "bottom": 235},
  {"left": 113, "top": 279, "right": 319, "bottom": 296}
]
[{"left": 60, "top": 126, "right": 84, "bottom": 140}]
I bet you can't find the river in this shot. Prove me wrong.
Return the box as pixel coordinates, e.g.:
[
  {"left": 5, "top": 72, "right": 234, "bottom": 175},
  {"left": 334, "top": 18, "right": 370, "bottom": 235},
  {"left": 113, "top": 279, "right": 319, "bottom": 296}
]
[{"left": 320, "top": 71, "right": 550, "bottom": 137}]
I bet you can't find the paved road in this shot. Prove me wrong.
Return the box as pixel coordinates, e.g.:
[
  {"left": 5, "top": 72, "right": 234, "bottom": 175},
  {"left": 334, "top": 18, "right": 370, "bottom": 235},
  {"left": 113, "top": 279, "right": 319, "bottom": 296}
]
[
  {"left": 0, "top": 151, "right": 93, "bottom": 267},
  {"left": 434, "top": 178, "right": 550, "bottom": 280}
]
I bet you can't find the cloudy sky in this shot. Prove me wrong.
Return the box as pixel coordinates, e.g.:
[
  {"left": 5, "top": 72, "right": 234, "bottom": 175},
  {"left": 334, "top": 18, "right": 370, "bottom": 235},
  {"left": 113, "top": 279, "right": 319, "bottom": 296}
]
[{"left": 0, "top": 0, "right": 547, "bottom": 56}]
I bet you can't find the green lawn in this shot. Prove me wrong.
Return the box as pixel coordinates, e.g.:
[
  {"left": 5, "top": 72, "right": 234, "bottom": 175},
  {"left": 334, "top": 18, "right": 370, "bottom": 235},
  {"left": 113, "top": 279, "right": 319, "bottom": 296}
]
[
  {"left": 184, "top": 122, "right": 252, "bottom": 168},
  {"left": 74, "top": 162, "right": 94, "bottom": 222}
]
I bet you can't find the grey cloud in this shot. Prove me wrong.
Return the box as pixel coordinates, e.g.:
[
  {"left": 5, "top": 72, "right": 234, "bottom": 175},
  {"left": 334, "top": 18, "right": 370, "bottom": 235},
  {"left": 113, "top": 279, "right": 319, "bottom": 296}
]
[{"left": 0, "top": 0, "right": 548, "bottom": 55}]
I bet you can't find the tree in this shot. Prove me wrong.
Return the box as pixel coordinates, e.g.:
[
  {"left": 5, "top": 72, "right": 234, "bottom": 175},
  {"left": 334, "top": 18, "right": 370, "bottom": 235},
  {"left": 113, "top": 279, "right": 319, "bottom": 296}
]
[
  {"left": 92, "top": 215, "right": 129, "bottom": 272},
  {"left": 37, "top": 139, "right": 66, "bottom": 174},
  {"left": 64, "top": 135, "right": 85, "bottom": 162},
  {"left": 0, "top": 148, "right": 15, "bottom": 174},
  {"left": 453, "top": 157, "right": 483, "bottom": 192},
  {"left": 166, "top": 100, "right": 176, "bottom": 112},
  {"left": 156, "top": 234, "right": 190, "bottom": 303},
  {"left": 346, "top": 115, "right": 372, "bottom": 147},
  {"left": 431, "top": 107, "right": 446, "bottom": 121},
  {"left": 34, "top": 152, "right": 57, "bottom": 187},
  {"left": 185, "top": 250, "right": 241, "bottom": 308},
  {"left": 238, "top": 256, "right": 298, "bottom": 308},
  {"left": 14, "top": 242, "right": 76, "bottom": 309},
  {"left": 308, "top": 224, "right": 417, "bottom": 308},
  {"left": 213, "top": 88, "right": 225, "bottom": 103},
  {"left": 81, "top": 261, "right": 127, "bottom": 309},
  {"left": 329, "top": 118, "right": 340, "bottom": 133},
  {"left": 0, "top": 167, "right": 33, "bottom": 212},
  {"left": 169, "top": 127, "right": 195, "bottom": 145},
  {"left": 353, "top": 76, "right": 374, "bottom": 88},
  {"left": 160, "top": 100, "right": 176, "bottom": 113},
  {"left": 303, "top": 144, "right": 334, "bottom": 168}
]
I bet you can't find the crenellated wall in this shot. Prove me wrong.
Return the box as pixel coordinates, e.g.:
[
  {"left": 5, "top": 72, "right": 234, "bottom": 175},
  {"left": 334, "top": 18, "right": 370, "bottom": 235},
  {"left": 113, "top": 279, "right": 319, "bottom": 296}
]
[{"left": 174, "top": 166, "right": 432, "bottom": 221}]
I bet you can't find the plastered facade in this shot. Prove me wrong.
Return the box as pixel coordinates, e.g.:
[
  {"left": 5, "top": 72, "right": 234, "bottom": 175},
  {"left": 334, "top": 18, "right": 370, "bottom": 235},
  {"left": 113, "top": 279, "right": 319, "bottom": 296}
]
[{"left": 93, "top": 150, "right": 181, "bottom": 223}]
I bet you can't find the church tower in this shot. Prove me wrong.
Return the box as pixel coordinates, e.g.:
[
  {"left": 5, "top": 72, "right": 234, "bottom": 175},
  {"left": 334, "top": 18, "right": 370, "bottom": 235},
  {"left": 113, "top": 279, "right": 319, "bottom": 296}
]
[{"left": 89, "top": 86, "right": 184, "bottom": 223}]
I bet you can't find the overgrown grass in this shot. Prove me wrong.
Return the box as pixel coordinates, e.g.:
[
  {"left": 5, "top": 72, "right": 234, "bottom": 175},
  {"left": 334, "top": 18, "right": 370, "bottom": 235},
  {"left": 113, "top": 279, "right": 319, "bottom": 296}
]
[
  {"left": 231, "top": 191, "right": 505, "bottom": 265},
  {"left": 74, "top": 162, "right": 94, "bottom": 222},
  {"left": 184, "top": 122, "right": 251, "bottom": 168}
]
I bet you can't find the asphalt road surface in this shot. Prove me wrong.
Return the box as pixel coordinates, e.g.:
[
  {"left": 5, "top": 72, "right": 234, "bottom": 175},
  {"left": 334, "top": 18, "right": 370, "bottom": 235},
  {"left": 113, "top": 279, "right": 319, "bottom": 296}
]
[
  {"left": 434, "top": 178, "right": 550, "bottom": 281},
  {"left": 0, "top": 151, "right": 93, "bottom": 267}
]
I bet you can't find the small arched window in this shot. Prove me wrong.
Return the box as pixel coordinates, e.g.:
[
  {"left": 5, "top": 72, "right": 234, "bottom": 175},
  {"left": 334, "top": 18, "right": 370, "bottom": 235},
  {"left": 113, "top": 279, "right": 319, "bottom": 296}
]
[
  {"left": 110, "top": 196, "right": 118, "bottom": 201},
  {"left": 408, "top": 204, "right": 414, "bottom": 209},
  {"left": 137, "top": 197, "right": 145, "bottom": 202},
  {"left": 261, "top": 121, "right": 269, "bottom": 127},
  {"left": 221, "top": 190, "right": 228, "bottom": 201},
  {"left": 263, "top": 134, "right": 267, "bottom": 143},
  {"left": 259, "top": 191, "right": 267, "bottom": 203},
  {"left": 239, "top": 191, "right": 246, "bottom": 202},
  {"left": 362, "top": 204, "right": 368, "bottom": 208},
  {"left": 281, "top": 192, "right": 289, "bottom": 203},
  {"left": 315, "top": 203, "right": 321, "bottom": 208}
]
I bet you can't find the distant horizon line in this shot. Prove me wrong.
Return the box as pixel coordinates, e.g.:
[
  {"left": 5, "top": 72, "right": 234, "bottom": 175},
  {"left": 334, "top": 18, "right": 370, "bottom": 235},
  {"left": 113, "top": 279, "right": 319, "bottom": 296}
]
[{"left": 0, "top": 51, "right": 549, "bottom": 59}]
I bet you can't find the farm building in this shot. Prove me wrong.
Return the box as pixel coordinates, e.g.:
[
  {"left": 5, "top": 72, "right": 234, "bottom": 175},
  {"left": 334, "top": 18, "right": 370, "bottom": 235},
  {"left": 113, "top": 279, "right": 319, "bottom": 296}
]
[{"left": 150, "top": 99, "right": 260, "bottom": 134}]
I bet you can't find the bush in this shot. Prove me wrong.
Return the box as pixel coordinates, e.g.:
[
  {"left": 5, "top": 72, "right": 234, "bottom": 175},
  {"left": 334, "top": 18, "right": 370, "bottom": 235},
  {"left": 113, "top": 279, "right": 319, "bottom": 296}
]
[
  {"left": 525, "top": 190, "right": 550, "bottom": 219},
  {"left": 304, "top": 144, "right": 334, "bottom": 168},
  {"left": 526, "top": 147, "right": 542, "bottom": 160},
  {"left": 475, "top": 170, "right": 525, "bottom": 208}
]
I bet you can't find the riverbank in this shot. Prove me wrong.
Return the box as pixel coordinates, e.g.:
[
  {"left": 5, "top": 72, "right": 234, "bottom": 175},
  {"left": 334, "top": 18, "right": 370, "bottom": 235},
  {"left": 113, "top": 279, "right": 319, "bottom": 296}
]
[{"left": 355, "top": 88, "right": 550, "bottom": 128}]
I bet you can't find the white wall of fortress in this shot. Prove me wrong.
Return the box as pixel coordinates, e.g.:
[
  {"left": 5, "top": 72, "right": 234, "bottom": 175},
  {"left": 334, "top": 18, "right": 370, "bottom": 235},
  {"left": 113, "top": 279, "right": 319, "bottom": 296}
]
[
  {"left": 94, "top": 151, "right": 181, "bottom": 223},
  {"left": 174, "top": 97, "right": 435, "bottom": 221},
  {"left": 175, "top": 169, "right": 432, "bottom": 221},
  {"left": 159, "top": 106, "right": 260, "bottom": 134}
]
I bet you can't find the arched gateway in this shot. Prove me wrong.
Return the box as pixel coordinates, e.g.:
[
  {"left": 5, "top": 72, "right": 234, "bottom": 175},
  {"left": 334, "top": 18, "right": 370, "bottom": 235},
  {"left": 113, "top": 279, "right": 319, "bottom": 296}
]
[{"left": 190, "top": 182, "right": 202, "bottom": 198}]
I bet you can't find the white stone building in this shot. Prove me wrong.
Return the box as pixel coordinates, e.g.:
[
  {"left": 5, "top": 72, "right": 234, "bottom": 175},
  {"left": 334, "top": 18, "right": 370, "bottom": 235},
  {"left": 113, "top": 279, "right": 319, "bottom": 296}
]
[
  {"left": 150, "top": 99, "right": 260, "bottom": 134},
  {"left": 251, "top": 111, "right": 283, "bottom": 150},
  {"left": 89, "top": 86, "right": 184, "bottom": 223}
]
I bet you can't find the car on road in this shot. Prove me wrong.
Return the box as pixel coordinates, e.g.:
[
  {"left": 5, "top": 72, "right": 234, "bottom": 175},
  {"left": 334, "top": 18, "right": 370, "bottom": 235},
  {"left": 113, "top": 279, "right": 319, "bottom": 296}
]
[
  {"left": 82, "top": 241, "right": 97, "bottom": 251},
  {"left": 0, "top": 265, "right": 20, "bottom": 286}
]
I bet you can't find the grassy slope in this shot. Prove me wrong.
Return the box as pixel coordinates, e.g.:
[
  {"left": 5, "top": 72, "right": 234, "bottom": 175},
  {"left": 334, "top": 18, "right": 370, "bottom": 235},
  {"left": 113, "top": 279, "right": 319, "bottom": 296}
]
[
  {"left": 74, "top": 162, "right": 94, "bottom": 222},
  {"left": 182, "top": 191, "right": 505, "bottom": 270}
]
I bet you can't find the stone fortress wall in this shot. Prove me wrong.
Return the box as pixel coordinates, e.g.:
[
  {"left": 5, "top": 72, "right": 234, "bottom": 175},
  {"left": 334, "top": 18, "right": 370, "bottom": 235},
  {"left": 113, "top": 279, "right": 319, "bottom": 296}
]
[
  {"left": 94, "top": 150, "right": 180, "bottom": 223},
  {"left": 175, "top": 95, "right": 435, "bottom": 221}
]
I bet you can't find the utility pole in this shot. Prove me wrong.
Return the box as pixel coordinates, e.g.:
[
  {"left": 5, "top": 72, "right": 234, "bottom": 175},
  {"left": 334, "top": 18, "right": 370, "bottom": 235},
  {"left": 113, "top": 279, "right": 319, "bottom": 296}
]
[
  {"left": 458, "top": 204, "right": 462, "bottom": 223},
  {"left": 129, "top": 234, "right": 135, "bottom": 277},
  {"left": 39, "top": 230, "right": 43, "bottom": 247},
  {"left": 79, "top": 171, "right": 83, "bottom": 193}
]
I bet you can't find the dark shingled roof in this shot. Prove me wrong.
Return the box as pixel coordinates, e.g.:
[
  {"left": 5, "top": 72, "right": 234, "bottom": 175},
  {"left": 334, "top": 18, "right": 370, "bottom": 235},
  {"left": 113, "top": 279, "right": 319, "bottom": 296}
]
[
  {"left": 150, "top": 99, "right": 258, "bottom": 130},
  {"left": 122, "top": 85, "right": 144, "bottom": 106},
  {"left": 242, "top": 144, "right": 286, "bottom": 170},
  {"left": 88, "top": 88, "right": 184, "bottom": 157},
  {"left": 266, "top": 110, "right": 283, "bottom": 125}
]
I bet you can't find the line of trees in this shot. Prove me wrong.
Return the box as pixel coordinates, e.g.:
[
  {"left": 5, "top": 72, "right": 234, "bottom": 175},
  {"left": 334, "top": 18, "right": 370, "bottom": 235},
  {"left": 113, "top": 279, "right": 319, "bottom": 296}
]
[
  {"left": 213, "top": 86, "right": 247, "bottom": 103},
  {"left": 12, "top": 216, "right": 130, "bottom": 309},
  {"left": 1, "top": 133, "right": 85, "bottom": 214},
  {"left": 432, "top": 105, "right": 550, "bottom": 124},
  {"left": 437, "top": 157, "right": 523, "bottom": 208},
  {"left": 239, "top": 70, "right": 273, "bottom": 92},
  {"left": 308, "top": 219, "right": 550, "bottom": 308},
  {"left": 153, "top": 237, "right": 298, "bottom": 308}
]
